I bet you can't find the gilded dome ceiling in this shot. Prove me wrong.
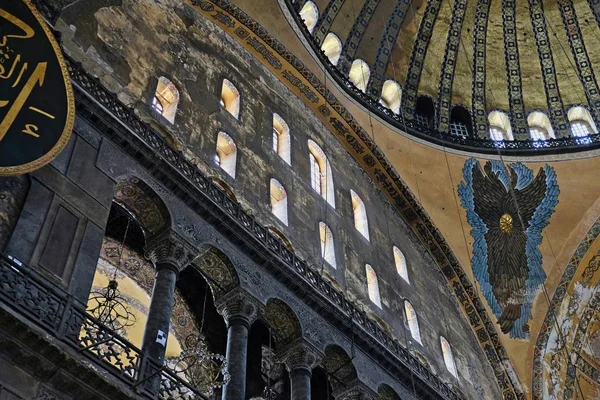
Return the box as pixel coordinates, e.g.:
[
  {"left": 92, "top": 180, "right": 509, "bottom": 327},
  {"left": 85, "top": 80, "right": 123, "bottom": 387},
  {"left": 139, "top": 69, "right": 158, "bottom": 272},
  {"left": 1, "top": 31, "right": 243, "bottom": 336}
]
[{"left": 288, "top": 0, "right": 600, "bottom": 153}]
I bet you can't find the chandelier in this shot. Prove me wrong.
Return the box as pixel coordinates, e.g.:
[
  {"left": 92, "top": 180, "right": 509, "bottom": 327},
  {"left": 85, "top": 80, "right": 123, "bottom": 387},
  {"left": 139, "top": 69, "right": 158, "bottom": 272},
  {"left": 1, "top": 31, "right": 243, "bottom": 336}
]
[{"left": 87, "top": 218, "right": 136, "bottom": 331}]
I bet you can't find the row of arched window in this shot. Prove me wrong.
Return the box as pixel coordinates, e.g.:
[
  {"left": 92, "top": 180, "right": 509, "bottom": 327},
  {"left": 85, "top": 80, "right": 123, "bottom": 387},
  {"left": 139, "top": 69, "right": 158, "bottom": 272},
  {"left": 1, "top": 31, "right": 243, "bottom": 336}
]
[
  {"left": 151, "top": 67, "right": 458, "bottom": 377},
  {"left": 297, "top": 3, "right": 598, "bottom": 145}
]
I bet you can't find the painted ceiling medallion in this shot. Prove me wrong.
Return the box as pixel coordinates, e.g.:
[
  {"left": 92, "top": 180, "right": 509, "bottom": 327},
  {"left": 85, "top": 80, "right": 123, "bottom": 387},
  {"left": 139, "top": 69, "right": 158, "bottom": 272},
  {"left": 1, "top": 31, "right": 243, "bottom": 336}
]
[{"left": 458, "top": 159, "right": 559, "bottom": 339}]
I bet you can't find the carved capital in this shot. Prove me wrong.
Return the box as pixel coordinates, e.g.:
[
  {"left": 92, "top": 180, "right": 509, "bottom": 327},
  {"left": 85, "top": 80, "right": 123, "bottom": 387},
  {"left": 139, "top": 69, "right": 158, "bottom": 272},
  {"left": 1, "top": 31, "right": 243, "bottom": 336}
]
[
  {"left": 333, "top": 379, "right": 377, "bottom": 400},
  {"left": 215, "top": 289, "right": 260, "bottom": 327},
  {"left": 278, "top": 338, "right": 323, "bottom": 373},
  {"left": 144, "top": 230, "right": 198, "bottom": 272}
]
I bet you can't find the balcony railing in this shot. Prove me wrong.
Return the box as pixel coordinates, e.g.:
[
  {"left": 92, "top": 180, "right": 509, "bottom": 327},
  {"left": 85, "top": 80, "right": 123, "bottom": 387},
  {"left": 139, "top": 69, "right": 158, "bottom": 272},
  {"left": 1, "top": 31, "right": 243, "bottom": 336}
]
[{"left": 0, "top": 255, "right": 206, "bottom": 400}]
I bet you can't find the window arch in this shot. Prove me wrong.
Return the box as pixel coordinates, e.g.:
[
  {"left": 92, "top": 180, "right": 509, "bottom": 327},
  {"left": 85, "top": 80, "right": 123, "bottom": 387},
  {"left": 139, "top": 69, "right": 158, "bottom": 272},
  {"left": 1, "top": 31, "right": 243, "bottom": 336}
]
[
  {"left": 393, "top": 246, "right": 409, "bottom": 283},
  {"left": 568, "top": 106, "right": 597, "bottom": 142},
  {"left": 216, "top": 131, "right": 237, "bottom": 178},
  {"left": 319, "top": 222, "right": 336, "bottom": 268},
  {"left": 488, "top": 111, "right": 513, "bottom": 141},
  {"left": 151, "top": 76, "right": 179, "bottom": 123},
  {"left": 308, "top": 140, "right": 335, "bottom": 208},
  {"left": 221, "top": 79, "right": 240, "bottom": 119},
  {"left": 450, "top": 106, "right": 473, "bottom": 137},
  {"left": 415, "top": 96, "right": 435, "bottom": 127},
  {"left": 273, "top": 113, "right": 291, "bottom": 164},
  {"left": 321, "top": 33, "right": 342, "bottom": 66},
  {"left": 350, "top": 190, "right": 369, "bottom": 240},
  {"left": 365, "top": 264, "right": 381, "bottom": 308},
  {"left": 270, "top": 179, "right": 288, "bottom": 225},
  {"left": 528, "top": 111, "right": 555, "bottom": 142},
  {"left": 349, "top": 59, "right": 370, "bottom": 93},
  {"left": 380, "top": 80, "right": 402, "bottom": 114},
  {"left": 440, "top": 336, "right": 458, "bottom": 377},
  {"left": 404, "top": 301, "right": 422, "bottom": 344},
  {"left": 300, "top": 1, "right": 319, "bottom": 33}
]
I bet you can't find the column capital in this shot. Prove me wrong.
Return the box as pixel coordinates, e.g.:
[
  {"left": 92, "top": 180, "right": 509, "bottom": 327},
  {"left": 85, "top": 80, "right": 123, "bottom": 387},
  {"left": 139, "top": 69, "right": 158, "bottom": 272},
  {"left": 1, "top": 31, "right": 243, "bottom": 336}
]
[
  {"left": 333, "top": 379, "right": 377, "bottom": 400},
  {"left": 215, "top": 289, "right": 260, "bottom": 327},
  {"left": 144, "top": 230, "right": 198, "bottom": 272},
  {"left": 278, "top": 338, "right": 323, "bottom": 374}
]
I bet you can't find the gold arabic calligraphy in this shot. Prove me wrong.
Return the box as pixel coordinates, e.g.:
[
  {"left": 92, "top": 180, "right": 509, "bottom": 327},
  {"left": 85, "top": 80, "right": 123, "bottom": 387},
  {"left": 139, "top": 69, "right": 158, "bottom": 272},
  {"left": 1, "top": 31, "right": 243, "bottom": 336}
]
[{"left": 0, "top": 8, "right": 54, "bottom": 143}]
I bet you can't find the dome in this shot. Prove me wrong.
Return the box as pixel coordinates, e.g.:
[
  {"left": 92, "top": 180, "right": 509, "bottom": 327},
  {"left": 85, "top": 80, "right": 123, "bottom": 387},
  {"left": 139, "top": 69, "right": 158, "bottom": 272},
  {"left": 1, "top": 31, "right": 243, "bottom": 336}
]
[{"left": 289, "top": 0, "right": 600, "bottom": 153}]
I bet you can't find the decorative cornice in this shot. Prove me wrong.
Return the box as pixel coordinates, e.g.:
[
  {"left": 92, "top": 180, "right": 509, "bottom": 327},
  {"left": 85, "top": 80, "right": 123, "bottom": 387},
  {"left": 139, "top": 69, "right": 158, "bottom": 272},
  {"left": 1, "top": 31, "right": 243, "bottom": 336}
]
[
  {"left": 338, "top": 0, "right": 380, "bottom": 75},
  {"left": 144, "top": 230, "right": 198, "bottom": 272},
  {"left": 436, "top": 0, "right": 469, "bottom": 133},
  {"left": 526, "top": 0, "right": 569, "bottom": 137},
  {"left": 401, "top": 0, "right": 443, "bottom": 122},
  {"left": 366, "top": 0, "right": 411, "bottom": 99},
  {"left": 471, "top": 0, "right": 491, "bottom": 139},
  {"left": 502, "top": 0, "right": 528, "bottom": 139}
]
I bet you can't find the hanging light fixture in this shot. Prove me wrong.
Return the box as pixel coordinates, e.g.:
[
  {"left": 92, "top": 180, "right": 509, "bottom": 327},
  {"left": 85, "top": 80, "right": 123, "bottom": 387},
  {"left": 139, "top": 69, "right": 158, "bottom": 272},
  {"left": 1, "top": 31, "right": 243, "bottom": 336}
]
[
  {"left": 172, "top": 288, "right": 230, "bottom": 395},
  {"left": 87, "top": 218, "right": 136, "bottom": 331}
]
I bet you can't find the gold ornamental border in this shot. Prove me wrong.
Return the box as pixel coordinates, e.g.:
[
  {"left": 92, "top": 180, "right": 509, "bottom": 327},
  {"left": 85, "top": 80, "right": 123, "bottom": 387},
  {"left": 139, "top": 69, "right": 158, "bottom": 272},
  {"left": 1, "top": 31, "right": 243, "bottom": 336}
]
[
  {"left": 186, "top": 0, "right": 523, "bottom": 398},
  {"left": 0, "top": 0, "right": 75, "bottom": 176}
]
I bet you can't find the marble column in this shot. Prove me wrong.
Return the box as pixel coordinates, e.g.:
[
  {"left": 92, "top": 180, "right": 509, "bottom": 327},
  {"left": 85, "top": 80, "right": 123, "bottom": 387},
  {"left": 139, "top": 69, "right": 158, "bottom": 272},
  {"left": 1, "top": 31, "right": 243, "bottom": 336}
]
[
  {"left": 280, "top": 339, "right": 323, "bottom": 400},
  {"left": 332, "top": 379, "right": 378, "bottom": 400},
  {"left": 216, "top": 289, "right": 259, "bottom": 400},
  {"left": 142, "top": 231, "right": 197, "bottom": 365}
]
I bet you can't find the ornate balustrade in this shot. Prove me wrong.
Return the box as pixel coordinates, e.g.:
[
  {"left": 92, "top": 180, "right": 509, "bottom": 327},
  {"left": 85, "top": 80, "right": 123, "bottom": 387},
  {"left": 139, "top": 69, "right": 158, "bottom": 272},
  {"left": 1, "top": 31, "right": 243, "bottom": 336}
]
[
  {"left": 0, "top": 255, "right": 206, "bottom": 400},
  {"left": 63, "top": 54, "right": 460, "bottom": 399}
]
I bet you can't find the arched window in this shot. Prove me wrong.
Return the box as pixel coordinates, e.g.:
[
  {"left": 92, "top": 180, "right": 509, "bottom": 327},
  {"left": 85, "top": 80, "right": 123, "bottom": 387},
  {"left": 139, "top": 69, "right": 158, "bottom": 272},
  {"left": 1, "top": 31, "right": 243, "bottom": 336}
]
[
  {"left": 450, "top": 106, "right": 473, "bottom": 138},
  {"left": 319, "top": 222, "right": 336, "bottom": 268},
  {"left": 404, "top": 301, "right": 422, "bottom": 344},
  {"left": 528, "top": 111, "right": 555, "bottom": 143},
  {"left": 308, "top": 140, "right": 335, "bottom": 208},
  {"left": 270, "top": 179, "right": 288, "bottom": 225},
  {"left": 221, "top": 79, "right": 240, "bottom": 119},
  {"left": 380, "top": 80, "right": 402, "bottom": 114},
  {"left": 350, "top": 190, "right": 369, "bottom": 240},
  {"left": 393, "top": 246, "right": 409, "bottom": 283},
  {"left": 349, "top": 59, "right": 370, "bottom": 93},
  {"left": 216, "top": 132, "right": 237, "bottom": 178},
  {"left": 151, "top": 77, "right": 179, "bottom": 123},
  {"left": 300, "top": 1, "right": 319, "bottom": 33},
  {"left": 365, "top": 264, "right": 381, "bottom": 308},
  {"left": 488, "top": 111, "right": 513, "bottom": 141},
  {"left": 321, "top": 33, "right": 342, "bottom": 66},
  {"left": 440, "top": 336, "right": 458, "bottom": 377},
  {"left": 273, "top": 113, "right": 291, "bottom": 164},
  {"left": 415, "top": 96, "right": 435, "bottom": 127},
  {"left": 568, "top": 106, "right": 597, "bottom": 143}
]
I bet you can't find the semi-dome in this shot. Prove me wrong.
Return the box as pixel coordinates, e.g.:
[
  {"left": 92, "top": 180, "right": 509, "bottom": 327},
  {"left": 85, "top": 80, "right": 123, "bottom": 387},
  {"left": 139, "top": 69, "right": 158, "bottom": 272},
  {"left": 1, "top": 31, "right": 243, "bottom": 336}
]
[{"left": 289, "top": 0, "right": 600, "bottom": 154}]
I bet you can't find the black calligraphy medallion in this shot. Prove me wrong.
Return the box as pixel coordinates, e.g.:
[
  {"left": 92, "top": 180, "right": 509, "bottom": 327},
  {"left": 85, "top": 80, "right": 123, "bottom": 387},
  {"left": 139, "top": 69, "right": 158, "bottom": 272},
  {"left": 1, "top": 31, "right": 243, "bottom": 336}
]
[{"left": 0, "top": 0, "right": 74, "bottom": 176}]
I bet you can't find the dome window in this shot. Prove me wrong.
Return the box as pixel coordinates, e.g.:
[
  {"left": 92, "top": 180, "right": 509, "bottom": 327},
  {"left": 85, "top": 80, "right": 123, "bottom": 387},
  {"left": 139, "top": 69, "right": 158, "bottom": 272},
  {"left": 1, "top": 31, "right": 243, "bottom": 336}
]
[
  {"left": 216, "top": 131, "right": 237, "bottom": 178},
  {"left": 321, "top": 33, "right": 342, "bottom": 66},
  {"left": 300, "top": 1, "right": 319, "bottom": 33},
  {"left": 380, "top": 80, "right": 402, "bottom": 114},
  {"left": 151, "top": 77, "right": 179, "bottom": 124},
  {"left": 270, "top": 179, "right": 288, "bottom": 226},
  {"left": 488, "top": 111, "right": 513, "bottom": 141},
  {"left": 349, "top": 59, "right": 370, "bottom": 93},
  {"left": 221, "top": 79, "right": 241, "bottom": 119},
  {"left": 273, "top": 113, "right": 291, "bottom": 165},
  {"left": 450, "top": 106, "right": 473, "bottom": 138},
  {"left": 415, "top": 96, "right": 435, "bottom": 127},
  {"left": 568, "top": 106, "right": 597, "bottom": 144},
  {"left": 527, "top": 112, "right": 555, "bottom": 146}
]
